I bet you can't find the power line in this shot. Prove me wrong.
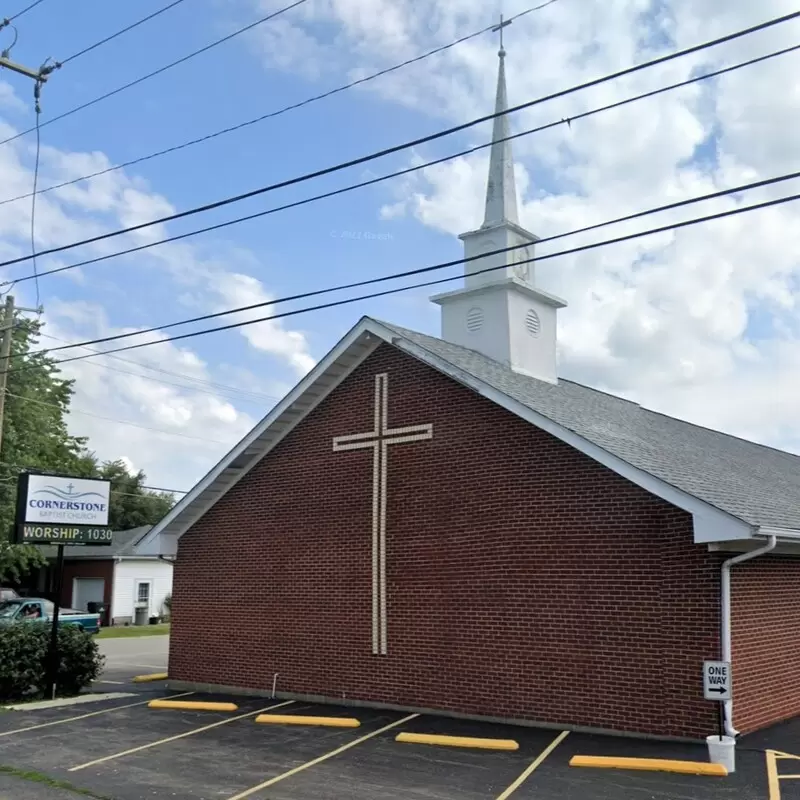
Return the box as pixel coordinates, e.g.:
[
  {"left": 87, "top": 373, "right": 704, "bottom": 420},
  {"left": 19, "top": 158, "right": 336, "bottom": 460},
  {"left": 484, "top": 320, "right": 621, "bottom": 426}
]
[
  {"left": 0, "top": 458, "right": 187, "bottom": 493},
  {"left": 0, "top": 0, "right": 47, "bottom": 27},
  {"left": 0, "top": 8, "right": 795, "bottom": 271},
  {"left": 5, "top": 391, "right": 235, "bottom": 445},
  {"left": 58, "top": 0, "right": 189, "bottom": 67},
  {"left": 16, "top": 177, "right": 800, "bottom": 373},
  {"left": 5, "top": 39, "right": 796, "bottom": 291},
  {"left": 18, "top": 163, "right": 800, "bottom": 361},
  {"left": 29, "top": 82, "right": 43, "bottom": 308},
  {"left": 36, "top": 332, "right": 279, "bottom": 405},
  {"left": 0, "top": 0, "right": 561, "bottom": 208},
  {"left": 0, "top": 0, "right": 309, "bottom": 149}
]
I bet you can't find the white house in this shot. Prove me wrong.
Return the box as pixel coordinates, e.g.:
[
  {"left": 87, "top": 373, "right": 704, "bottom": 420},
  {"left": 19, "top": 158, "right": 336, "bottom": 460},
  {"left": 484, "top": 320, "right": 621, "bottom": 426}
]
[{"left": 54, "top": 526, "right": 174, "bottom": 626}]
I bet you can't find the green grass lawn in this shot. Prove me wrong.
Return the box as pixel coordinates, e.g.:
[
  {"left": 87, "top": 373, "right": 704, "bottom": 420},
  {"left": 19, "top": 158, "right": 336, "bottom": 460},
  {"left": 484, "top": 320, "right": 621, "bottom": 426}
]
[{"left": 97, "top": 623, "right": 170, "bottom": 639}]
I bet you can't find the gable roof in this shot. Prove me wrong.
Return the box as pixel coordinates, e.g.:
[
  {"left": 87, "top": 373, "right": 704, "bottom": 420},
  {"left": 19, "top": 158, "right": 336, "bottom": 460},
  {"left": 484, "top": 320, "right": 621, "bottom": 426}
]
[
  {"left": 380, "top": 321, "right": 800, "bottom": 532},
  {"left": 140, "top": 316, "right": 800, "bottom": 553}
]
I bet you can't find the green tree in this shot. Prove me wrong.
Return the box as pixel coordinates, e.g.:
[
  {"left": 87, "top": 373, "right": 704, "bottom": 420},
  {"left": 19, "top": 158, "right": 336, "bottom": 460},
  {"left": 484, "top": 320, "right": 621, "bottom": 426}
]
[
  {"left": 92, "top": 458, "right": 174, "bottom": 531},
  {"left": 0, "top": 315, "right": 88, "bottom": 583},
  {"left": 0, "top": 317, "right": 176, "bottom": 583}
]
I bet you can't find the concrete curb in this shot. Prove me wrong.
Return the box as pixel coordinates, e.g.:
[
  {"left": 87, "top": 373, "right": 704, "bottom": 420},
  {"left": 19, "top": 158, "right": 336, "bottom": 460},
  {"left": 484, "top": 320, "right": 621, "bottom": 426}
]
[
  {"left": 396, "top": 733, "right": 519, "bottom": 751},
  {"left": 569, "top": 755, "right": 728, "bottom": 776}
]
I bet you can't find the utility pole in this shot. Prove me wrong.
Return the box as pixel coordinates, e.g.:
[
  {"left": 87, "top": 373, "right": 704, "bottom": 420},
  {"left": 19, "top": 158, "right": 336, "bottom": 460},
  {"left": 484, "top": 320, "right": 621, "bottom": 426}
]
[{"left": 0, "top": 295, "right": 40, "bottom": 456}]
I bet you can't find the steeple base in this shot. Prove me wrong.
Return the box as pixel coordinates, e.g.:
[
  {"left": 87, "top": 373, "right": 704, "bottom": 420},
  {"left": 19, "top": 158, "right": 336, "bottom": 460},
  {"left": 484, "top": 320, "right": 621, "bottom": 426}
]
[{"left": 431, "top": 278, "right": 566, "bottom": 384}]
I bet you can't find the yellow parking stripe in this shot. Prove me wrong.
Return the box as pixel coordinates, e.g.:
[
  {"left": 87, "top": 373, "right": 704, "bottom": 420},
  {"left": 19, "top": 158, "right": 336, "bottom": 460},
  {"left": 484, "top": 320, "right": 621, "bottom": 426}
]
[
  {"left": 495, "top": 731, "right": 569, "bottom": 799},
  {"left": 0, "top": 692, "right": 194, "bottom": 738},
  {"left": 225, "top": 713, "right": 419, "bottom": 800},
  {"left": 767, "top": 750, "right": 781, "bottom": 800},
  {"left": 68, "top": 701, "right": 294, "bottom": 772}
]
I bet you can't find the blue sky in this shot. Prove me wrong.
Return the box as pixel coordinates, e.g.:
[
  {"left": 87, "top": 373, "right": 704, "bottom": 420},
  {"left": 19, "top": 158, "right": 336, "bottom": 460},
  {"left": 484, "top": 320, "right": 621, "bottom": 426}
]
[
  {"left": 4, "top": 0, "right": 457, "bottom": 355},
  {"left": 0, "top": 0, "right": 798, "bottom": 490}
]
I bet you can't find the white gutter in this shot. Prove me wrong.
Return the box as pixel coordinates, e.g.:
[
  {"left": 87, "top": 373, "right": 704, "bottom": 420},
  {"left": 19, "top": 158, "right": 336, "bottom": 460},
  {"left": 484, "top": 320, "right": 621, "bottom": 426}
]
[{"left": 720, "top": 534, "right": 777, "bottom": 737}]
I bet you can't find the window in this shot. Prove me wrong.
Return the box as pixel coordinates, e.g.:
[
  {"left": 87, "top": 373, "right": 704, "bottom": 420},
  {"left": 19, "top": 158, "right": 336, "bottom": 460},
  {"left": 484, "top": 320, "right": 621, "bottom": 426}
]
[{"left": 137, "top": 583, "right": 150, "bottom": 605}]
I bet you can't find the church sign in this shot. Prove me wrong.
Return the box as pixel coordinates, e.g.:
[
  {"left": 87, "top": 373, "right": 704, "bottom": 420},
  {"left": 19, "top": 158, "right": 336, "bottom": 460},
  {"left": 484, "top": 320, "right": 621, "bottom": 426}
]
[{"left": 14, "top": 472, "right": 113, "bottom": 546}]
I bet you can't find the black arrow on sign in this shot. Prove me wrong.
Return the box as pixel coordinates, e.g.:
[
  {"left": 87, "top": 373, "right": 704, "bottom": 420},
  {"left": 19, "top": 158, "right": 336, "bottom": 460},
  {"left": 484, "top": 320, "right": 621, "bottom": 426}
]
[{"left": 708, "top": 686, "right": 727, "bottom": 694}]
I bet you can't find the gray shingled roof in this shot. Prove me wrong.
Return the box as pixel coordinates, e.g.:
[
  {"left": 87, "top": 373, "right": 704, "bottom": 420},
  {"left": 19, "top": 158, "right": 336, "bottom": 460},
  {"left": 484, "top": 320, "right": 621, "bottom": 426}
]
[
  {"left": 38, "top": 526, "right": 152, "bottom": 560},
  {"left": 379, "top": 320, "right": 800, "bottom": 531}
]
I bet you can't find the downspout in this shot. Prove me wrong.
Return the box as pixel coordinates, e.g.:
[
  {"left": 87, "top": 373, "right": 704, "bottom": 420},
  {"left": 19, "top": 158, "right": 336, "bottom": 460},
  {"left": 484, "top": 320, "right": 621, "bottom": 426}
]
[{"left": 720, "top": 534, "right": 777, "bottom": 737}]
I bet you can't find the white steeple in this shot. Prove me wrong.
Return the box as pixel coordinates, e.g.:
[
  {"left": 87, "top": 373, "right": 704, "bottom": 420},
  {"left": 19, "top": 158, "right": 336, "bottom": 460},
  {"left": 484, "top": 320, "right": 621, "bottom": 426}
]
[
  {"left": 483, "top": 37, "right": 519, "bottom": 228},
  {"left": 431, "top": 23, "right": 567, "bottom": 384}
]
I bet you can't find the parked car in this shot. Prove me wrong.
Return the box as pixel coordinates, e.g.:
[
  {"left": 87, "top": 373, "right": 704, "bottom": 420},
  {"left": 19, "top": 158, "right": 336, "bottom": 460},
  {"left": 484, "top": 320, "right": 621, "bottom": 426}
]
[
  {"left": 0, "top": 587, "right": 20, "bottom": 602},
  {"left": 0, "top": 597, "right": 101, "bottom": 634}
]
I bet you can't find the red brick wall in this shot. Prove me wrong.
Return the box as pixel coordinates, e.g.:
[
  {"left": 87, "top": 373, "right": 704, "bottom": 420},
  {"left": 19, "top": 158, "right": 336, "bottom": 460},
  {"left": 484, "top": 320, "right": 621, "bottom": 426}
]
[
  {"left": 60, "top": 560, "right": 113, "bottom": 626},
  {"left": 731, "top": 557, "right": 800, "bottom": 733},
  {"left": 170, "top": 343, "right": 723, "bottom": 738}
]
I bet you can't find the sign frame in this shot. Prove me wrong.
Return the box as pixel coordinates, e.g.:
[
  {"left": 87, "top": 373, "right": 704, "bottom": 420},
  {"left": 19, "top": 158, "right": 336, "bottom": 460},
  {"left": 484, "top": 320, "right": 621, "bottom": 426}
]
[
  {"left": 703, "top": 660, "right": 732, "bottom": 702},
  {"left": 13, "top": 470, "right": 113, "bottom": 547}
]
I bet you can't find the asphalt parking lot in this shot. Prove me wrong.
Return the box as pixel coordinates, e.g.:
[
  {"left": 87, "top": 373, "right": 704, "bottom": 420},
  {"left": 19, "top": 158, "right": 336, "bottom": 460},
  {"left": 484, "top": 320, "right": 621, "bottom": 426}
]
[
  {"left": 93, "top": 636, "right": 169, "bottom": 686},
  {"left": 0, "top": 635, "right": 797, "bottom": 799},
  {"left": 0, "top": 683, "right": 792, "bottom": 800}
]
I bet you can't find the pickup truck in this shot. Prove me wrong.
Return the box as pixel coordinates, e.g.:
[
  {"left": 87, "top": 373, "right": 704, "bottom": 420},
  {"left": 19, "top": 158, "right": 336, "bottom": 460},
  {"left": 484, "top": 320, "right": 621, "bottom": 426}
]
[{"left": 0, "top": 597, "right": 101, "bottom": 634}]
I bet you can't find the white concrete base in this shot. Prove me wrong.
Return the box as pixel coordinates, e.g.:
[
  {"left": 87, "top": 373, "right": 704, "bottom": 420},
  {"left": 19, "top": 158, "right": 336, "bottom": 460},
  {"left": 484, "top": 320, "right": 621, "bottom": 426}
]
[
  {"left": 2, "top": 692, "right": 136, "bottom": 711},
  {"left": 706, "top": 734, "right": 736, "bottom": 773}
]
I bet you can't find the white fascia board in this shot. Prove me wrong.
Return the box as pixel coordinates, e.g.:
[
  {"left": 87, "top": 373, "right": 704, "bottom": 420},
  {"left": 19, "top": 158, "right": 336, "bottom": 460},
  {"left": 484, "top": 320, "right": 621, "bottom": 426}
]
[
  {"left": 137, "top": 317, "right": 384, "bottom": 551},
  {"left": 381, "top": 329, "right": 755, "bottom": 545},
  {"left": 757, "top": 526, "right": 800, "bottom": 540},
  {"left": 708, "top": 535, "right": 800, "bottom": 555}
]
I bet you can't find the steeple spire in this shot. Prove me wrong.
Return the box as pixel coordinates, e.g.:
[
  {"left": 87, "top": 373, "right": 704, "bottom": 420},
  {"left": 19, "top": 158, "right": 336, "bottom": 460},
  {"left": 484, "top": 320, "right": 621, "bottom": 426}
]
[
  {"left": 483, "top": 15, "right": 519, "bottom": 228},
  {"left": 431, "top": 12, "right": 567, "bottom": 385}
]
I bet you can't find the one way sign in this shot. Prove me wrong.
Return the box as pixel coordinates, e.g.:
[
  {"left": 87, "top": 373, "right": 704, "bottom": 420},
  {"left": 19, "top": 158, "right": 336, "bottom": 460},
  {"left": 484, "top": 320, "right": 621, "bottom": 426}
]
[{"left": 703, "top": 660, "right": 732, "bottom": 701}]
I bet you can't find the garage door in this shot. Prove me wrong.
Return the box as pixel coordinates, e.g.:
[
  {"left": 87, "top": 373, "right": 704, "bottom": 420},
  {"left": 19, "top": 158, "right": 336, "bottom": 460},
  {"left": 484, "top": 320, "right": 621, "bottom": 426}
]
[{"left": 72, "top": 578, "right": 105, "bottom": 611}]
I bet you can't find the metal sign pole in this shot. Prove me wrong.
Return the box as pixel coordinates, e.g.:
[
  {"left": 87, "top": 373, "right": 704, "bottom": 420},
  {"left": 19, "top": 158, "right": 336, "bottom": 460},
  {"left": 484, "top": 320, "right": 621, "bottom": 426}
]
[{"left": 45, "top": 544, "right": 65, "bottom": 700}]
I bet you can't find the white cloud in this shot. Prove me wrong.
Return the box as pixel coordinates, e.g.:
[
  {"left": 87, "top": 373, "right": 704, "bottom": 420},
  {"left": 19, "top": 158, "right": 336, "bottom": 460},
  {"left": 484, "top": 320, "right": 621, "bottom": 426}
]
[
  {"left": 39, "top": 301, "right": 260, "bottom": 489},
  {"left": 212, "top": 272, "right": 316, "bottom": 376},
  {"left": 0, "top": 85, "right": 313, "bottom": 489},
  {"left": 246, "top": 0, "right": 800, "bottom": 454}
]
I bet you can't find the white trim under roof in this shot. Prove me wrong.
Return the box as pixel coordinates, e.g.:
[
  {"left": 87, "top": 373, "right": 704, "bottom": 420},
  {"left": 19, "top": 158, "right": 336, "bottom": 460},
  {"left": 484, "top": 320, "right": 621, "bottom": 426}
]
[{"left": 139, "top": 317, "right": 754, "bottom": 554}]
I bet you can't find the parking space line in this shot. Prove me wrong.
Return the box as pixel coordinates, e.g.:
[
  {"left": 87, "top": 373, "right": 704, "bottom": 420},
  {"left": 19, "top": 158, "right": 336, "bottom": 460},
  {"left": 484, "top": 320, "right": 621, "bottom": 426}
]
[
  {"left": 225, "top": 713, "right": 420, "bottom": 800},
  {"left": 766, "top": 749, "right": 800, "bottom": 800},
  {"left": 767, "top": 750, "right": 781, "bottom": 800},
  {"left": 0, "top": 692, "right": 194, "bottom": 738},
  {"left": 68, "top": 700, "right": 295, "bottom": 772},
  {"left": 495, "top": 731, "right": 569, "bottom": 800}
]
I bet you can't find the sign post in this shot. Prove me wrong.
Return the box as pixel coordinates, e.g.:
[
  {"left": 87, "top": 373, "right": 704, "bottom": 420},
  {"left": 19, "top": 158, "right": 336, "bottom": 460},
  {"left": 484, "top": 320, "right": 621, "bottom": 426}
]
[
  {"left": 13, "top": 471, "right": 112, "bottom": 699},
  {"left": 703, "top": 660, "right": 732, "bottom": 742}
]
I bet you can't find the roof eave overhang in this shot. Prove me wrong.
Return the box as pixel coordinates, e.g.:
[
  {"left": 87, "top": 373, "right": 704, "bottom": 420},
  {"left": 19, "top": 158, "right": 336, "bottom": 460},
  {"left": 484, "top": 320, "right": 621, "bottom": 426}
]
[
  {"left": 385, "top": 334, "right": 755, "bottom": 545},
  {"left": 756, "top": 526, "right": 800, "bottom": 541},
  {"left": 140, "top": 317, "right": 757, "bottom": 553},
  {"left": 708, "top": 528, "right": 800, "bottom": 555},
  {"left": 138, "top": 316, "right": 384, "bottom": 553}
]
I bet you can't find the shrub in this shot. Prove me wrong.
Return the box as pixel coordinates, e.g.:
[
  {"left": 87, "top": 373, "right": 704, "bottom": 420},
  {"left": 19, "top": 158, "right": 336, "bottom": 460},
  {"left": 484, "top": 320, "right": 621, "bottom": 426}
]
[
  {"left": 0, "top": 623, "right": 47, "bottom": 700},
  {"left": 56, "top": 624, "right": 105, "bottom": 696},
  {"left": 0, "top": 622, "right": 105, "bottom": 702}
]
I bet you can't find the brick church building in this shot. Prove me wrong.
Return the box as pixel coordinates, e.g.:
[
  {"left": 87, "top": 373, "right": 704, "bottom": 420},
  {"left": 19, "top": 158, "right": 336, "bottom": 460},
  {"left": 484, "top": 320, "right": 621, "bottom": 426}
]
[{"left": 142, "top": 47, "right": 800, "bottom": 740}]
